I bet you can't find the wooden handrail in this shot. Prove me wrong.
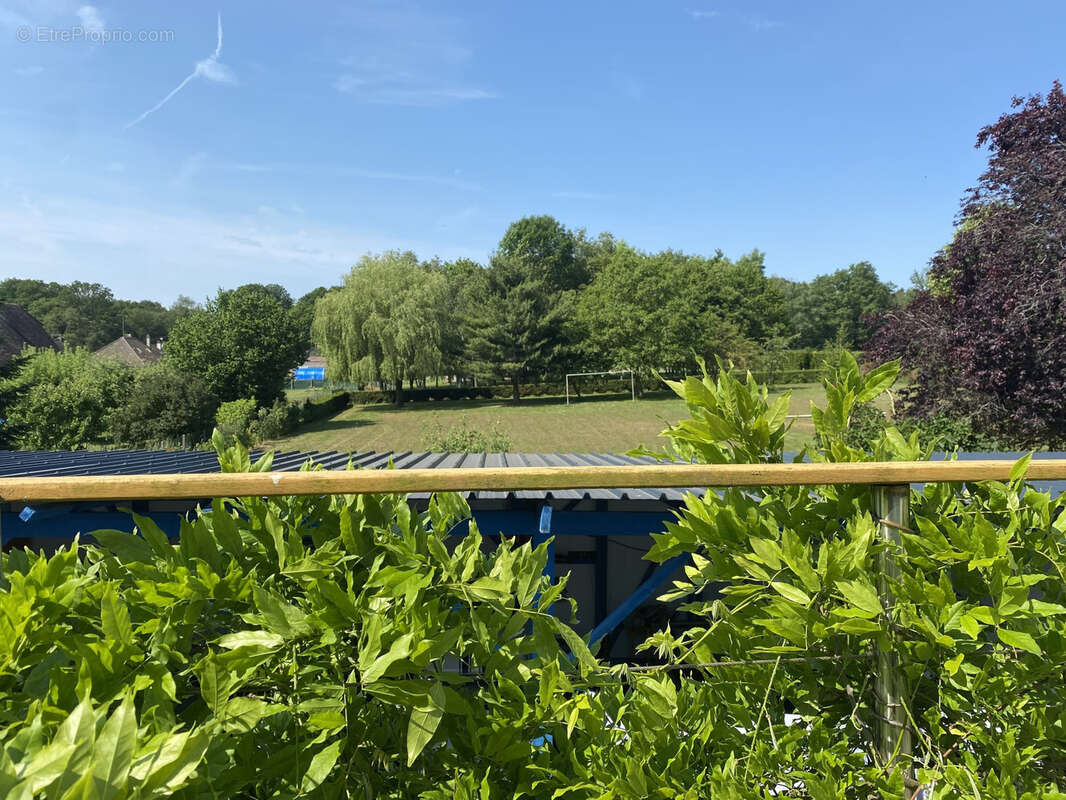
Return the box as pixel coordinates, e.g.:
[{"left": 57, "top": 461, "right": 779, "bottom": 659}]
[{"left": 0, "top": 459, "right": 1063, "bottom": 503}]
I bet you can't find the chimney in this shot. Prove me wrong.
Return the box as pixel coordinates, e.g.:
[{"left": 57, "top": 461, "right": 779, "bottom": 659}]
[{"left": 145, "top": 334, "right": 151, "bottom": 348}]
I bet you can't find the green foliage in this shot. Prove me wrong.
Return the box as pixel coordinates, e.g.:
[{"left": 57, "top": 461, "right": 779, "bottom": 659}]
[
  {"left": 4, "top": 362, "right": 1066, "bottom": 796},
  {"left": 775, "top": 261, "right": 899, "bottom": 349},
  {"left": 312, "top": 252, "right": 449, "bottom": 404},
  {"left": 633, "top": 352, "right": 1066, "bottom": 794},
  {"left": 576, "top": 244, "right": 785, "bottom": 386},
  {"left": 166, "top": 284, "right": 306, "bottom": 407},
  {"left": 843, "top": 403, "right": 1008, "bottom": 453},
  {"left": 250, "top": 399, "right": 302, "bottom": 442},
  {"left": 215, "top": 398, "right": 258, "bottom": 444},
  {"left": 0, "top": 278, "right": 192, "bottom": 349},
  {"left": 109, "top": 364, "right": 218, "bottom": 447},
  {"left": 0, "top": 348, "right": 133, "bottom": 449},
  {"left": 464, "top": 253, "right": 574, "bottom": 402},
  {"left": 0, "top": 436, "right": 597, "bottom": 798},
  {"left": 421, "top": 417, "right": 513, "bottom": 453}
]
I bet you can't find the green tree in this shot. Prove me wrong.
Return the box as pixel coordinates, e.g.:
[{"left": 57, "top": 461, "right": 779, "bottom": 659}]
[
  {"left": 291, "top": 287, "right": 330, "bottom": 352},
  {"left": 577, "top": 245, "right": 784, "bottom": 388},
  {"left": 1, "top": 348, "right": 133, "bottom": 449},
  {"left": 497, "top": 214, "right": 589, "bottom": 290},
  {"left": 436, "top": 259, "right": 485, "bottom": 384},
  {"left": 165, "top": 285, "right": 305, "bottom": 407},
  {"left": 783, "top": 261, "right": 894, "bottom": 348},
  {"left": 465, "top": 254, "right": 570, "bottom": 402},
  {"left": 463, "top": 217, "right": 593, "bottom": 400},
  {"left": 312, "top": 251, "right": 449, "bottom": 404},
  {"left": 109, "top": 364, "right": 218, "bottom": 447}
]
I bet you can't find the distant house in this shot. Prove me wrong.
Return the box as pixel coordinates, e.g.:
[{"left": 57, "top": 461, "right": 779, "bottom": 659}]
[
  {"left": 94, "top": 334, "right": 163, "bottom": 367},
  {"left": 0, "top": 304, "right": 59, "bottom": 365}
]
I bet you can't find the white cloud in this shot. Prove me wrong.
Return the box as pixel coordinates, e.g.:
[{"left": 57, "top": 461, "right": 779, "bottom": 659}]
[
  {"left": 125, "top": 13, "right": 235, "bottom": 130},
  {"left": 689, "top": 9, "right": 783, "bottom": 31},
  {"left": 75, "top": 4, "right": 104, "bottom": 33},
  {"left": 15, "top": 65, "right": 45, "bottom": 77},
  {"left": 0, "top": 191, "right": 479, "bottom": 300}
]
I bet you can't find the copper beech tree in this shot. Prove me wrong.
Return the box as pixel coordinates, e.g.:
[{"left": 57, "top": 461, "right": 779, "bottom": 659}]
[{"left": 870, "top": 82, "right": 1066, "bottom": 447}]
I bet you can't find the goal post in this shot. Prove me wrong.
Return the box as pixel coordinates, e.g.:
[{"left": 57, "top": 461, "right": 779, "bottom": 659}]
[{"left": 564, "top": 369, "right": 635, "bottom": 405}]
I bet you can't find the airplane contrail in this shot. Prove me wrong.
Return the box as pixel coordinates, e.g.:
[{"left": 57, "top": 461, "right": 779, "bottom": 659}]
[{"left": 125, "top": 13, "right": 231, "bottom": 130}]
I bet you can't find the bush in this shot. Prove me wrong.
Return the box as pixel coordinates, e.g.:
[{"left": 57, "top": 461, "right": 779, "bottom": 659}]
[
  {"left": 4, "top": 360, "right": 1065, "bottom": 796},
  {"left": 0, "top": 435, "right": 591, "bottom": 798},
  {"left": 421, "top": 417, "right": 513, "bottom": 452},
  {"left": 249, "top": 399, "right": 301, "bottom": 442},
  {"left": 0, "top": 348, "right": 133, "bottom": 449},
  {"left": 842, "top": 403, "right": 1009, "bottom": 452},
  {"left": 110, "top": 364, "right": 218, "bottom": 447},
  {"left": 214, "top": 397, "right": 258, "bottom": 444},
  {"left": 299, "top": 391, "right": 350, "bottom": 422}
]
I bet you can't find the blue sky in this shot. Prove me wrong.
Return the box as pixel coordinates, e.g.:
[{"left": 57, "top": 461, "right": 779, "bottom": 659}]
[{"left": 1, "top": 1, "right": 1064, "bottom": 303}]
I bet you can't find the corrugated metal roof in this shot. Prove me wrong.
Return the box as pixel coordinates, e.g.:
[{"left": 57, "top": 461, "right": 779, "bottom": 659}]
[
  {"left": 0, "top": 448, "right": 701, "bottom": 503},
  {"left": 1, "top": 448, "right": 1065, "bottom": 503}
]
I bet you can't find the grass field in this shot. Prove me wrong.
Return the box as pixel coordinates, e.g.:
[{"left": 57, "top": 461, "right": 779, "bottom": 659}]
[{"left": 272, "top": 384, "right": 834, "bottom": 455}]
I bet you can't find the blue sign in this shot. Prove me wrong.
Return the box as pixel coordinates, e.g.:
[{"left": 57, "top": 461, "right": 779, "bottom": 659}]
[{"left": 294, "top": 367, "right": 325, "bottom": 381}]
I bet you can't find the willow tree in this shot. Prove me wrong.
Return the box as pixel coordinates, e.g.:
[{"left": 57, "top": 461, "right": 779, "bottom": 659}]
[{"left": 312, "top": 251, "right": 448, "bottom": 404}]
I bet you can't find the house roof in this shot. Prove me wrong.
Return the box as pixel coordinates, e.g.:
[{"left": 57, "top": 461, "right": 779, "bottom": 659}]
[
  {"left": 93, "top": 334, "right": 162, "bottom": 366},
  {"left": 0, "top": 304, "right": 59, "bottom": 364},
  {"left": 1, "top": 448, "right": 1064, "bottom": 504}
]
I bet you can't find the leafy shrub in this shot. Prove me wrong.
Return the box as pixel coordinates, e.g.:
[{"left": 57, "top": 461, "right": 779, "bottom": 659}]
[
  {"left": 110, "top": 364, "right": 218, "bottom": 447},
  {"left": 214, "top": 397, "right": 258, "bottom": 444},
  {"left": 0, "top": 435, "right": 593, "bottom": 798},
  {"left": 0, "top": 348, "right": 133, "bottom": 449},
  {"left": 421, "top": 417, "right": 513, "bottom": 452},
  {"left": 842, "top": 403, "right": 1009, "bottom": 452},
  {"left": 249, "top": 399, "right": 301, "bottom": 442},
  {"left": 4, "top": 358, "right": 1066, "bottom": 797},
  {"left": 629, "top": 353, "right": 1066, "bottom": 794},
  {"left": 298, "top": 391, "right": 350, "bottom": 422}
]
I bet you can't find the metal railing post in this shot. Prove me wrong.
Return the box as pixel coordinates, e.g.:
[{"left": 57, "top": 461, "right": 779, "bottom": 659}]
[{"left": 871, "top": 484, "right": 912, "bottom": 784}]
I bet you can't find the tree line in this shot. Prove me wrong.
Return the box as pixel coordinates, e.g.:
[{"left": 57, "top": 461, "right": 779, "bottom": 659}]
[
  {"left": 0, "top": 284, "right": 318, "bottom": 450},
  {"left": 312, "top": 216, "right": 906, "bottom": 403}
]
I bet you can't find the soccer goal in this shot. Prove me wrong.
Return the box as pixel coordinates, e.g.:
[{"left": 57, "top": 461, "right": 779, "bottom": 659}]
[{"left": 564, "top": 369, "right": 635, "bottom": 405}]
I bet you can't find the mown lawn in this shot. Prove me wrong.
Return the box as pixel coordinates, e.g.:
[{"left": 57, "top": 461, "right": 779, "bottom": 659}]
[{"left": 272, "top": 383, "right": 836, "bottom": 455}]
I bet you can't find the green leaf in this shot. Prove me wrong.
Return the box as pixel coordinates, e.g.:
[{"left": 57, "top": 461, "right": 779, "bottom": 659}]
[
  {"left": 832, "top": 618, "right": 882, "bottom": 635},
  {"left": 301, "top": 739, "right": 343, "bottom": 793},
  {"left": 91, "top": 530, "right": 155, "bottom": 563},
  {"left": 856, "top": 360, "right": 900, "bottom": 403},
  {"left": 749, "top": 536, "right": 783, "bottom": 570},
  {"left": 406, "top": 684, "right": 445, "bottom": 766},
  {"left": 216, "top": 630, "right": 285, "bottom": 650},
  {"left": 92, "top": 694, "right": 137, "bottom": 798},
  {"left": 944, "top": 653, "right": 964, "bottom": 676},
  {"left": 780, "top": 529, "right": 820, "bottom": 593},
  {"left": 770, "top": 581, "right": 812, "bottom": 605},
  {"left": 100, "top": 584, "right": 133, "bottom": 647},
  {"left": 959, "top": 613, "right": 982, "bottom": 640},
  {"left": 1010, "top": 453, "right": 1034, "bottom": 483},
  {"left": 836, "top": 579, "right": 882, "bottom": 616},
  {"left": 998, "top": 628, "right": 1042, "bottom": 655},
  {"left": 197, "top": 654, "right": 235, "bottom": 712},
  {"left": 467, "top": 576, "right": 510, "bottom": 602}
]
